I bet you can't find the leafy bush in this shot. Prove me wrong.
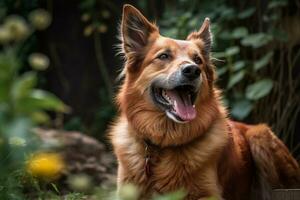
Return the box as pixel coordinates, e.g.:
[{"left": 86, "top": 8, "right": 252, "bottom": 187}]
[
  {"left": 0, "top": 5, "right": 67, "bottom": 199},
  {"left": 157, "top": 0, "right": 299, "bottom": 152}
]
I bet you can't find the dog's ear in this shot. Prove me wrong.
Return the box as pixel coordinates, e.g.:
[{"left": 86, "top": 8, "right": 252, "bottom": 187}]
[
  {"left": 121, "top": 4, "right": 158, "bottom": 57},
  {"left": 187, "top": 18, "right": 212, "bottom": 56}
]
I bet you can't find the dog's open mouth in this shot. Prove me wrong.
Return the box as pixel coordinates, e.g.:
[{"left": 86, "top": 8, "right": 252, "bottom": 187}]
[{"left": 151, "top": 85, "right": 197, "bottom": 123}]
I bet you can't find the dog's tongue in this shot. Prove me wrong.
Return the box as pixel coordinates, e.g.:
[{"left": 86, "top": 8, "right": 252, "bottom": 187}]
[{"left": 166, "top": 90, "right": 196, "bottom": 121}]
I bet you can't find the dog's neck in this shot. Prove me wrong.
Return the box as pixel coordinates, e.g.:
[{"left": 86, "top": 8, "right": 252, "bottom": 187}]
[
  {"left": 134, "top": 105, "right": 226, "bottom": 147},
  {"left": 139, "top": 113, "right": 229, "bottom": 178}
]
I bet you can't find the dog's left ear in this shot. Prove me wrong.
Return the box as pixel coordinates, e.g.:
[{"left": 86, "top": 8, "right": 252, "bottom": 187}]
[
  {"left": 121, "top": 4, "right": 158, "bottom": 57},
  {"left": 187, "top": 18, "right": 212, "bottom": 56}
]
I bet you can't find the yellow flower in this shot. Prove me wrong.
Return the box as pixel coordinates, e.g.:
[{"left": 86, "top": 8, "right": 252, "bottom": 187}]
[
  {"left": 67, "top": 174, "right": 92, "bottom": 192},
  {"left": 98, "top": 24, "right": 107, "bottom": 33},
  {"left": 81, "top": 13, "right": 91, "bottom": 22},
  {"left": 28, "top": 53, "right": 50, "bottom": 70},
  {"left": 4, "top": 15, "right": 31, "bottom": 41},
  {"left": 119, "top": 184, "right": 139, "bottom": 200},
  {"left": 27, "top": 152, "right": 65, "bottom": 181},
  {"left": 29, "top": 9, "right": 52, "bottom": 30},
  {"left": 0, "top": 26, "right": 12, "bottom": 44},
  {"left": 9, "top": 136, "right": 26, "bottom": 147}
]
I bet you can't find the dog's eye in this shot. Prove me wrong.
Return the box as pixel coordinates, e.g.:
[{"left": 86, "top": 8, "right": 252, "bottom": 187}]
[
  {"left": 157, "top": 53, "right": 169, "bottom": 60},
  {"left": 193, "top": 55, "right": 202, "bottom": 65}
]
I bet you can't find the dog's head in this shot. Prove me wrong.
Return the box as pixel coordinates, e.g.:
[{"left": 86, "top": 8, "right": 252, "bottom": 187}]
[{"left": 117, "top": 5, "right": 220, "bottom": 145}]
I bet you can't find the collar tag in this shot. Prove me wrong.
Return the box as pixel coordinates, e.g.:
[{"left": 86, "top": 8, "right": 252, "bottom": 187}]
[{"left": 144, "top": 156, "right": 151, "bottom": 177}]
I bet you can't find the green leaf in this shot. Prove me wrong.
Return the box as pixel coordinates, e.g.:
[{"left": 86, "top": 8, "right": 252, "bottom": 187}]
[
  {"left": 222, "top": 97, "right": 229, "bottom": 107},
  {"left": 232, "top": 27, "right": 248, "bottom": 39},
  {"left": 217, "top": 67, "right": 227, "bottom": 76},
  {"left": 220, "top": 7, "right": 236, "bottom": 20},
  {"left": 162, "top": 28, "right": 178, "bottom": 38},
  {"left": 30, "top": 111, "right": 50, "bottom": 124},
  {"left": 268, "top": 0, "right": 288, "bottom": 9},
  {"left": 232, "top": 61, "right": 246, "bottom": 72},
  {"left": 51, "top": 183, "right": 60, "bottom": 194},
  {"left": 238, "top": 7, "right": 256, "bottom": 19},
  {"left": 241, "top": 33, "right": 273, "bottom": 48},
  {"left": 227, "top": 70, "right": 245, "bottom": 89},
  {"left": 231, "top": 99, "right": 253, "bottom": 120},
  {"left": 188, "top": 18, "right": 198, "bottom": 27},
  {"left": 17, "top": 89, "right": 69, "bottom": 113},
  {"left": 225, "top": 46, "right": 240, "bottom": 56},
  {"left": 0, "top": 49, "right": 20, "bottom": 81},
  {"left": 212, "top": 52, "right": 226, "bottom": 58},
  {"left": 154, "top": 189, "right": 186, "bottom": 200},
  {"left": 246, "top": 79, "right": 273, "bottom": 100},
  {"left": 271, "top": 28, "right": 288, "bottom": 42},
  {"left": 219, "top": 30, "right": 232, "bottom": 40},
  {"left": 254, "top": 52, "right": 274, "bottom": 71},
  {"left": 11, "top": 72, "right": 37, "bottom": 100},
  {"left": 31, "top": 90, "right": 69, "bottom": 112}
]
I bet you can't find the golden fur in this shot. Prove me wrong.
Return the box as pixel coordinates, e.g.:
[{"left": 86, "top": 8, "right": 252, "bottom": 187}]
[{"left": 109, "top": 5, "right": 300, "bottom": 200}]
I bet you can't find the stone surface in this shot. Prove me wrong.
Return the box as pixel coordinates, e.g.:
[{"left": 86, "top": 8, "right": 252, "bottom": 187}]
[{"left": 34, "top": 128, "right": 117, "bottom": 189}]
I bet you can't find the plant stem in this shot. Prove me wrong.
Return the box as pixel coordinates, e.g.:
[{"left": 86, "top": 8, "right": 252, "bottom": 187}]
[{"left": 93, "top": 33, "right": 113, "bottom": 99}]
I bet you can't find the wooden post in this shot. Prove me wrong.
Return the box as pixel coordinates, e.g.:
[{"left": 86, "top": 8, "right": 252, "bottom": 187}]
[{"left": 272, "top": 189, "right": 300, "bottom": 200}]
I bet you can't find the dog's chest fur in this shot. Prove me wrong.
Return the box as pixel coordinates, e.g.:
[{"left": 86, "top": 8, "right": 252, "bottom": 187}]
[{"left": 111, "top": 117, "right": 229, "bottom": 199}]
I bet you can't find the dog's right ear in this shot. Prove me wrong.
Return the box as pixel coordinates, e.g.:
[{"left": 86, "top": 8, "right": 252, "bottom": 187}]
[{"left": 121, "top": 4, "right": 158, "bottom": 57}]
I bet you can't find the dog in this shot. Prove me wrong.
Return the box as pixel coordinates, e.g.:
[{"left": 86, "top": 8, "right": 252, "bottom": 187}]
[{"left": 109, "top": 4, "right": 300, "bottom": 200}]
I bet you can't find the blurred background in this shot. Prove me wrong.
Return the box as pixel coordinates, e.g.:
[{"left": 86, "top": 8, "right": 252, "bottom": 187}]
[{"left": 0, "top": 0, "right": 299, "bottom": 199}]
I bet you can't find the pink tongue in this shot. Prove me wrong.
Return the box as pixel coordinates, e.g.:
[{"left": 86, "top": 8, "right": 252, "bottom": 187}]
[{"left": 166, "top": 90, "right": 196, "bottom": 121}]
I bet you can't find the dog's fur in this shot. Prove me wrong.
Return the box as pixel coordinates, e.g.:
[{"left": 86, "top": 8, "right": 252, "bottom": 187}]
[{"left": 109, "top": 5, "right": 300, "bottom": 200}]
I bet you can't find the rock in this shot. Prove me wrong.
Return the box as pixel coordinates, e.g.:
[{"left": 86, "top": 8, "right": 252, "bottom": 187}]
[{"left": 34, "top": 128, "right": 117, "bottom": 189}]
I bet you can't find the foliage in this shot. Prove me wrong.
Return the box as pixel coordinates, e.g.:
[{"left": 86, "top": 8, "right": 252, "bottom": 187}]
[
  {"left": 0, "top": 0, "right": 299, "bottom": 199},
  {"left": 0, "top": 2, "right": 67, "bottom": 199},
  {"left": 157, "top": 0, "right": 300, "bottom": 152},
  {"left": 79, "top": 0, "right": 115, "bottom": 98},
  {"left": 158, "top": 0, "right": 278, "bottom": 120}
]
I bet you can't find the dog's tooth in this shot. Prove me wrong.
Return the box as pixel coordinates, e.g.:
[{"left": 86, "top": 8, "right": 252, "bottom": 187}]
[
  {"left": 163, "top": 90, "right": 167, "bottom": 99},
  {"left": 193, "top": 105, "right": 195, "bottom": 108},
  {"left": 162, "top": 90, "right": 171, "bottom": 103}
]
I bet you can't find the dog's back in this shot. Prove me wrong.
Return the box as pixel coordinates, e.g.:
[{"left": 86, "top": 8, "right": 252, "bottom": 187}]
[{"left": 218, "top": 121, "right": 300, "bottom": 200}]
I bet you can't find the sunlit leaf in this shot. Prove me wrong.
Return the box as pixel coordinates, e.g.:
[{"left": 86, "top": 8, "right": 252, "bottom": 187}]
[
  {"left": 238, "top": 7, "right": 256, "bottom": 19},
  {"left": 220, "top": 7, "right": 236, "bottom": 20},
  {"left": 31, "top": 90, "right": 69, "bottom": 112},
  {"left": 17, "top": 89, "right": 69, "bottom": 113},
  {"left": 9, "top": 136, "right": 26, "bottom": 147},
  {"left": 232, "top": 27, "right": 248, "bottom": 39},
  {"left": 119, "top": 183, "right": 139, "bottom": 200},
  {"left": 225, "top": 46, "right": 240, "bottom": 56},
  {"left": 11, "top": 72, "right": 37, "bottom": 100},
  {"left": 231, "top": 99, "right": 253, "bottom": 120},
  {"left": 232, "top": 61, "right": 246, "bottom": 72},
  {"left": 221, "top": 97, "right": 229, "bottom": 107},
  {"left": 219, "top": 30, "right": 232, "bottom": 40},
  {"left": 268, "top": 0, "right": 288, "bottom": 9},
  {"left": 227, "top": 70, "right": 245, "bottom": 89},
  {"left": 30, "top": 111, "right": 50, "bottom": 124},
  {"left": 241, "top": 33, "right": 273, "bottom": 48},
  {"left": 217, "top": 67, "right": 227, "bottom": 76},
  {"left": 254, "top": 52, "right": 273, "bottom": 71},
  {"left": 154, "top": 189, "right": 186, "bottom": 200},
  {"left": 212, "top": 52, "right": 226, "bottom": 58},
  {"left": 246, "top": 79, "right": 273, "bottom": 100}
]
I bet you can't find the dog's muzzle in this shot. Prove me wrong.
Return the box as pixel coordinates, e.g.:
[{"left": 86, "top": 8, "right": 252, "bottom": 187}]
[{"left": 150, "top": 63, "right": 202, "bottom": 123}]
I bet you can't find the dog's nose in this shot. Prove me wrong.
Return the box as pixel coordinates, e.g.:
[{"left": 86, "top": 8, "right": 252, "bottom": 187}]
[{"left": 181, "top": 64, "right": 201, "bottom": 80}]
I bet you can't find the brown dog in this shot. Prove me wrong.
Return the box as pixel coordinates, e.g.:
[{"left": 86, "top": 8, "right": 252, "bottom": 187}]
[{"left": 109, "top": 4, "right": 300, "bottom": 200}]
